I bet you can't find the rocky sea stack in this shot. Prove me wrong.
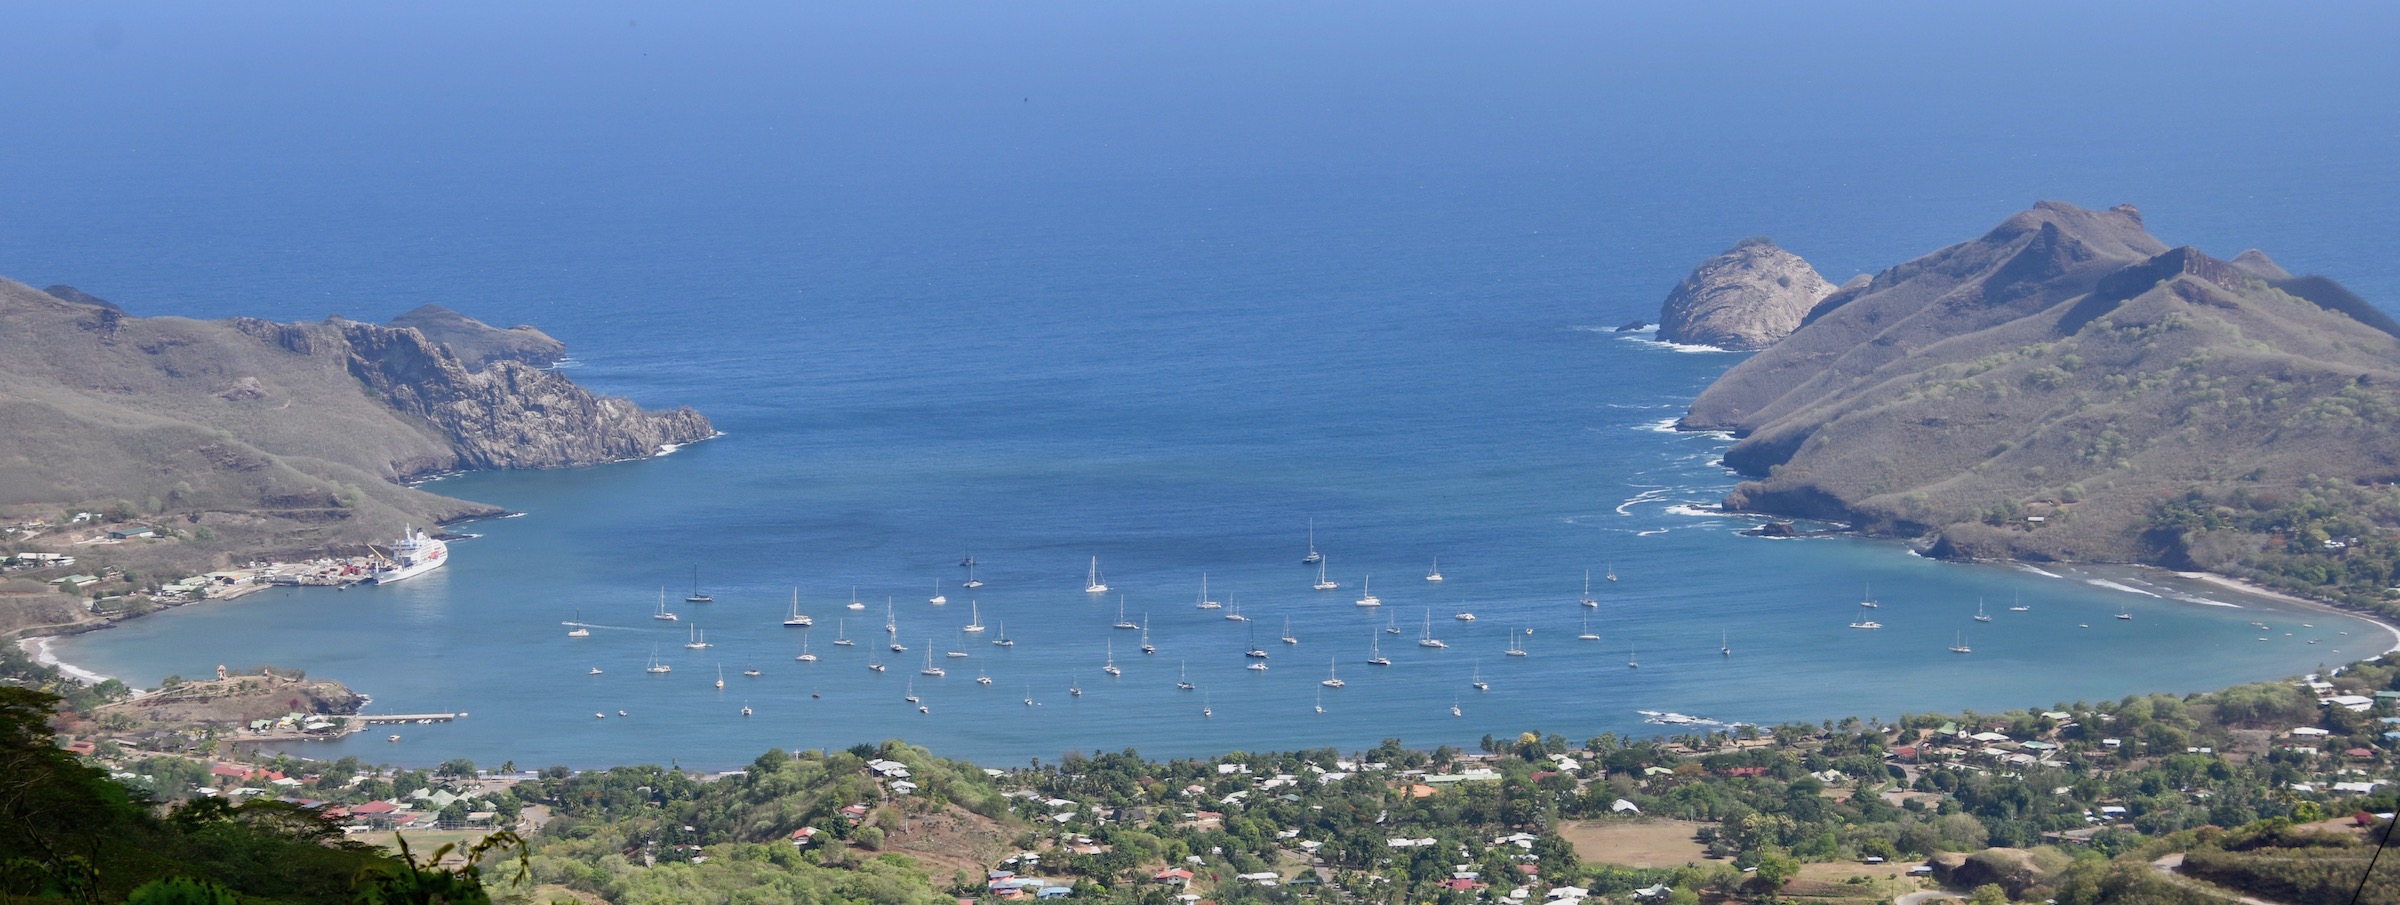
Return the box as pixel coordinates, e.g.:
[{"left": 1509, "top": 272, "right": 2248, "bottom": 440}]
[
  {"left": 1681, "top": 201, "right": 2400, "bottom": 598},
  {"left": 1656, "top": 237, "right": 1838, "bottom": 350}
]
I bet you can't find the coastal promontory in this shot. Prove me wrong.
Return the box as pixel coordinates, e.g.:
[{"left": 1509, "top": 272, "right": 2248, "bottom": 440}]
[
  {"left": 1684, "top": 201, "right": 2400, "bottom": 607},
  {"left": 0, "top": 279, "right": 714, "bottom": 576},
  {"left": 1655, "top": 237, "right": 1839, "bottom": 350}
]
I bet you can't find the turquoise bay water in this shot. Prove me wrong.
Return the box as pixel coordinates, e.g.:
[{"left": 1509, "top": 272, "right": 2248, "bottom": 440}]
[
  {"left": 12, "top": 3, "right": 2400, "bottom": 769},
  {"left": 54, "top": 323, "right": 2385, "bottom": 769}
]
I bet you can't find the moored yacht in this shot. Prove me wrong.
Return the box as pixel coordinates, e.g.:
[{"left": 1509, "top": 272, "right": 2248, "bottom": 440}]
[
  {"left": 784, "top": 589, "right": 812, "bottom": 626},
  {"left": 1085, "top": 557, "right": 1109, "bottom": 594},
  {"left": 1355, "top": 575, "right": 1381, "bottom": 608}
]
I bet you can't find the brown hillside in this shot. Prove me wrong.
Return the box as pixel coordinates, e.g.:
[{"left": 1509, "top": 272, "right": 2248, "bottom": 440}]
[{"left": 1683, "top": 202, "right": 2400, "bottom": 567}]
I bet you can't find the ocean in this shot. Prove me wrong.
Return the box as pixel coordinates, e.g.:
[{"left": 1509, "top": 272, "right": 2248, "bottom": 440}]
[{"left": 10, "top": 2, "right": 2400, "bottom": 769}]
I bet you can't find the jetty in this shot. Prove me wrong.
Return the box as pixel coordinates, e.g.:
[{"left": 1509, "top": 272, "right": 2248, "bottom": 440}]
[{"left": 355, "top": 712, "right": 462, "bottom": 725}]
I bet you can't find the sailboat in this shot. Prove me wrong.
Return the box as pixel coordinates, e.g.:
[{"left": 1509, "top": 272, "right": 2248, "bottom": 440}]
[
  {"left": 1069, "top": 674, "right": 1082, "bottom": 696},
  {"left": 1627, "top": 646, "right": 1638, "bottom": 669},
  {"left": 1383, "top": 610, "right": 1402, "bottom": 634},
  {"left": 1225, "top": 597, "right": 1248, "bottom": 622},
  {"left": 2116, "top": 604, "right": 2132, "bottom": 621},
  {"left": 1314, "top": 687, "right": 1325, "bottom": 714},
  {"left": 1245, "top": 624, "right": 1269, "bottom": 659},
  {"left": 1418, "top": 610, "right": 1446, "bottom": 648},
  {"left": 867, "top": 658, "right": 886, "bottom": 672},
  {"left": 1720, "top": 631, "right": 1731, "bottom": 657},
  {"left": 884, "top": 598, "right": 897, "bottom": 634},
  {"left": 1355, "top": 575, "right": 1381, "bottom": 608},
  {"left": 1451, "top": 698, "right": 1463, "bottom": 717},
  {"left": 1577, "top": 613, "right": 1600, "bottom": 641},
  {"left": 1504, "top": 629, "right": 1528, "bottom": 657},
  {"left": 1366, "top": 633, "right": 1391, "bottom": 666},
  {"left": 743, "top": 661, "right": 761, "bottom": 677},
  {"left": 684, "top": 625, "right": 710, "bottom": 650},
  {"left": 846, "top": 587, "right": 866, "bottom": 611},
  {"left": 1973, "top": 599, "right": 1992, "bottom": 623},
  {"left": 1312, "top": 560, "right": 1338, "bottom": 591},
  {"left": 1606, "top": 562, "right": 1618, "bottom": 582},
  {"left": 2008, "top": 592, "right": 2030, "bottom": 612},
  {"left": 1950, "top": 632, "right": 1972, "bottom": 654},
  {"left": 961, "top": 554, "right": 976, "bottom": 568},
  {"left": 1280, "top": 617, "right": 1298, "bottom": 645},
  {"left": 685, "top": 567, "right": 713, "bottom": 603},
  {"left": 1849, "top": 595, "right": 1882, "bottom": 629},
  {"left": 963, "top": 564, "right": 983, "bottom": 589},
  {"left": 784, "top": 589, "right": 812, "bottom": 627},
  {"left": 1859, "top": 584, "right": 1878, "bottom": 608},
  {"left": 946, "top": 633, "right": 970, "bottom": 658},
  {"left": 963, "top": 600, "right": 986, "bottom": 633},
  {"left": 1102, "top": 640, "right": 1121, "bottom": 676},
  {"left": 1140, "top": 616, "right": 1155, "bottom": 654},
  {"left": 1455, "top": 609, "right": 1476, "bottom": 621},
  {"left": 1471, "top": 660, "right": 1489, "bottom": 692},
  {"left": 796, "top": 631, "right": 818, "bottom": 662},
  {"left": 714, "top": 665, "right": 725, "bottom": 689},
  {"left": 904, "top": 680, "right": 919, "bottom": 704},
  {"left": 1198, "top": 572, "right": 1222, "bottom": 609},
  {"left": 833, "top": 619, "right": 855, "bottom": 646},
  {"left": 1321, "top": 657, "right": 1345, "bottom": 688},
  {"left": 590, "top": 666, "right": 603, "bottom": 675},
  {"left": 1303, "top": 518, "right": 1322, "bottom": 564},
  {"left": 1579, "top": 571, "right": 1598, "bottom": 608},
  {"left": 1024, "top": 685, "right": 1035, "bottom": 707},
  {"left": 993, "top": 620, "right": 1014, "bottom": 647},
  {"left": 1426, "top": 558, "right": 1443, "bottom": 582},
  {"left": 1177, "top": 661, "right": 1195, "bottom": 690},
  {"left": 645, "top": 646, "right": 671, "bottom": 674},
  {"left": 976, "top": 667, "right": 992, "bottom": 686},
  {"left": 1202, "top": 693, "right": 1212, "bottom": 720},
  {"left": 652, "top": 588, "right": 678, "bottom": 621},
  {"left": 1114, "top": 595, "right": 1139, "bottom": 630},
  {"left": 921, "top": 645, "right": 945, "bottom": 677},
  {"left": 1085, "top": 557, "right": 1109, "bottom": 594},
  {"left": 740, "top": 701, "right": 751, "bottom": 717},
  {"left": 567, "top": 609, "right": 589, "bottom": 638},
  {"left": 930, "top": 580, "right": 947, "bottom": 606}
]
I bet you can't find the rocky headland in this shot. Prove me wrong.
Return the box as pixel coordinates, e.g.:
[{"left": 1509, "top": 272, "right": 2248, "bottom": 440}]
[
  {"left": 0, "top": 279, "right": 715, "bottom": 578},
  {"left": 1655, "top": 237, "right": 1840, "bottom": 350},
  {"left": 1679, "top": 201, "right": 2400, "bottom": 608}
]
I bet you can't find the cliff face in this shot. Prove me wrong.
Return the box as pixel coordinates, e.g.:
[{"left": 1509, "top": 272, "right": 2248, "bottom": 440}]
[
  {"left": 1680, "top": 201, "right": 2400, "bottom": 566},
  {"left": 387, "top": 304, "right": 567, "bottom": 370},
  {"left": 1656, "top": 239, "right": 1837, "bottom": 350},
  {"left": 0, "top": 278, "right": 713, "bottom": 568}
]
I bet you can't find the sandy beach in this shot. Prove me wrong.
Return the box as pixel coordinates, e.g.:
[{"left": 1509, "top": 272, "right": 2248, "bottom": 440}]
[
  {"left": 16, "top": 635, "right": 113, "bottom": 684},
  {"left": 2178, "top": 570, "right": 2400, "bottom": 656}
]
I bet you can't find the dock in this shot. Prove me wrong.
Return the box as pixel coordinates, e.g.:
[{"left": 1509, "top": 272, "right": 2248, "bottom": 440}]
[{"left": 355, "top": 713, "right": 462, "bottom": 724}]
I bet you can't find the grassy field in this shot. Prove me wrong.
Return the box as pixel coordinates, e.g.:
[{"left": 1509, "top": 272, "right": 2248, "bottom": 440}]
[{"left": 1556, "top": 819, "right": 1710, "bottom": 868}]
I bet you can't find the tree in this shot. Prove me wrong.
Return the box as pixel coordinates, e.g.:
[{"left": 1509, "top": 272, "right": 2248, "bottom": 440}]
[
  {"left": 1967, "top": 882, "right": 2010, "bottom": 905},
  {"left": 1752, "top": 851, "right": 1799, "bottom": 890}
]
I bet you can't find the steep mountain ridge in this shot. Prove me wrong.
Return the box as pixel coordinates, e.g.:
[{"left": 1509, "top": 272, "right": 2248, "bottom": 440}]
[
  {"left": 1681, "top": 202, "right": 2400, "bottom": 571},
  {"left": 0, "top": 278, "right": 714, "bottom": 569}
]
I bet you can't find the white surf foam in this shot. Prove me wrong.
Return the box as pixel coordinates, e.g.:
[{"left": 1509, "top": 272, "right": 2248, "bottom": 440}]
[{"left": 2084, "top": 578, "right": 2162, "bottom": 598}]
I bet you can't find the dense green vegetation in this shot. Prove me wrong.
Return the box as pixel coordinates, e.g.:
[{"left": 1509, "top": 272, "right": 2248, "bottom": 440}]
[
  {"left": 2150, "top": 477, "right": 2400, "bottom": 614},
  {"left": 0, "top": 687, "right": 515, "bottom": 904}
]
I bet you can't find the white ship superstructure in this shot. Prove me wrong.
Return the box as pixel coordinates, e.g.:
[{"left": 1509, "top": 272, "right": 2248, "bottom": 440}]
[{"left": 370, "top": 526, "right": 448, "bottom": 584}]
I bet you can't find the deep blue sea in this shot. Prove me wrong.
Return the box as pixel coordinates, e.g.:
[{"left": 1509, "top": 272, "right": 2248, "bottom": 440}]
[{"left": 9, "top": 2, "right": 2400, "bottom": 769}]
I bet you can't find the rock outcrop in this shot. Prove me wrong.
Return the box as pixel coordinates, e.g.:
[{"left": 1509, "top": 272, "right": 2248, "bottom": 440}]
[
  {"left": 0, "top": 277, "right": 714, "bottom": 570},
  {"left": 1655, "top": 238, "right": 1837, "bottom": 350},
  {"left": 388, "top": 304, "right": 567, "bottom": 370},
  {"left": 1678, "top": 201, "right": 2400, "bottom": 569}
]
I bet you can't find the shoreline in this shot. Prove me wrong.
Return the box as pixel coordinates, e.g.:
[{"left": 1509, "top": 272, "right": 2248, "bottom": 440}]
[
  {"left": 16, "top": 635, "right": 114, "bottom": 684},
  {"left": 2174, "top": 569, "right": 2400, "bottom": 656}
]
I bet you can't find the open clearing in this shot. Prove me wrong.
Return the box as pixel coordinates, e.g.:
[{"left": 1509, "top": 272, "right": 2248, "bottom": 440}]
[{"left": 1557, "top": 819, "right": 1709, "bottom": 868}]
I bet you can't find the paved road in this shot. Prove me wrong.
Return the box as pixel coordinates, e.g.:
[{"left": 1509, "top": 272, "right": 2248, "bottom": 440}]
[{"left": 1893, "top": 892, "right": 1961, "bottom": 905}]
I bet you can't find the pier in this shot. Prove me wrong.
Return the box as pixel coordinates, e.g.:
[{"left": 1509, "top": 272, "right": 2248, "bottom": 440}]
[{"left": 355, "top": 713, "right": 462, "bottom": 724}]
